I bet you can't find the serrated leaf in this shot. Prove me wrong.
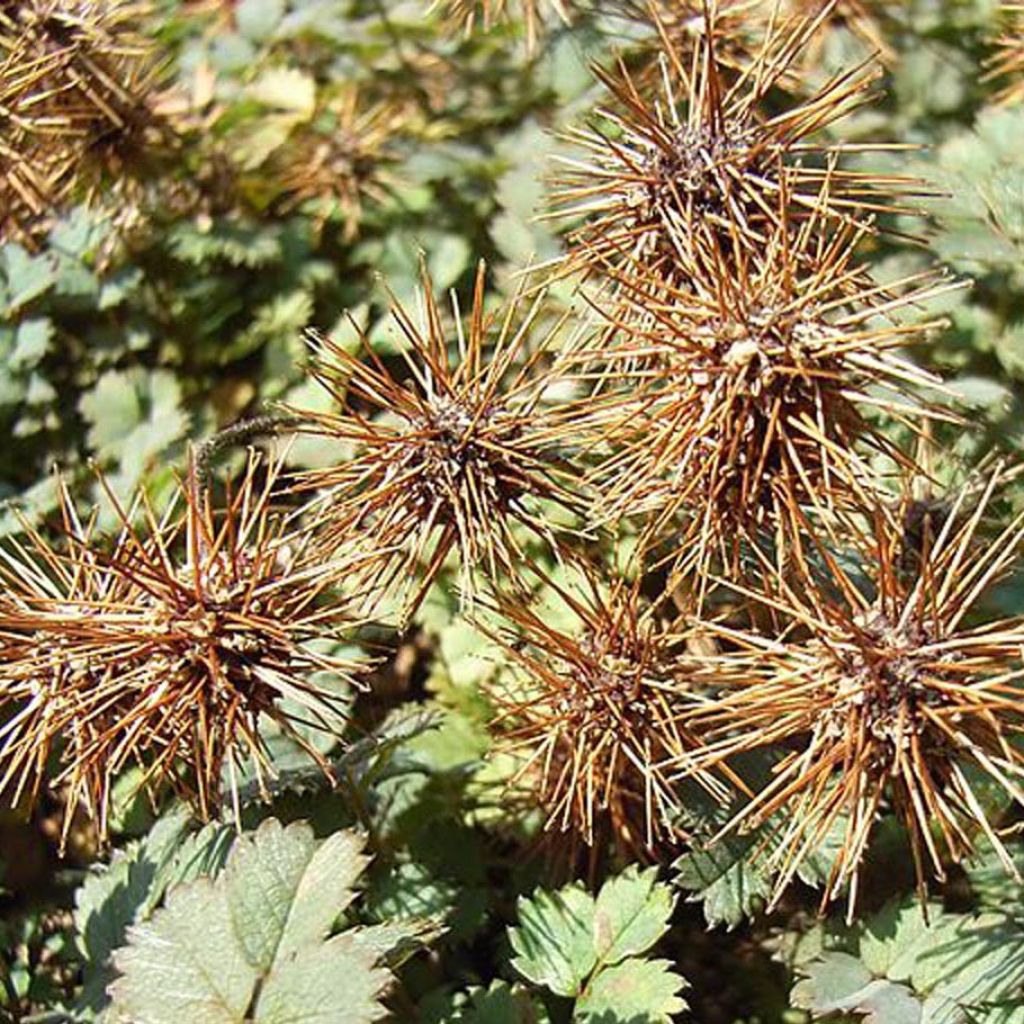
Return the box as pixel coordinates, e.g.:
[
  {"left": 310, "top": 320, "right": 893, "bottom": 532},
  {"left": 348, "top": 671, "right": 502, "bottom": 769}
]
[
  {"left": 793, "top": 900, "right": 1024, "bottom": 1024},
  {"left": 673, "top": 835, "right": 771, "bottom": 929},
  {"left": 791, "top": 953, "right": 919, "bottom": 1024},
  {"left": 225, "top": 820, "right": 368, "bottom": 971},
  {"left": 111, "top": 880, "right": 258, "bottom": 1023},
  {"left": 1, "top": 244, "right": 56, "bottom": 311},
  {"left": 575, "top": 958, "right": 688, "bottom": 1023},
  {"left": 439, "top": 981, "right": 547, "bottom": 1023},
  {"left": 253, "top": 933, "right": 390, "bottom": 1024},
  {"left": 110, "top": 819, "right": 426, "bottom": 1024},
  {"left": 510, "top": 885, "right": 598, "bottom": 997},
  {"left": 592, "top": 867, "right": 675, "bottom": 966}
]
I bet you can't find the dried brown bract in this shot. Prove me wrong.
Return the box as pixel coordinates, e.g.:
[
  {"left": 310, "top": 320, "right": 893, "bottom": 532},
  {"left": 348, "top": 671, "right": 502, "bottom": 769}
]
[
  {"left": 483, "top": 568, "right": 733, "bottom": 856},
  {"left": 433, "top": 0, "right": 575, "bottom": 51},
  {"left": 0, "top": 454, "right": 367, "bottom": 841},
  {"left": 680, "top": 471, "right": 1024, "bottom": 912},
  {"left": 613, "top": 0, "right": 769, "bottom": 78},
  {"left": 577, "top": 199, "right": 957, "bottom": 580},
  {"left": 549, "top": 0, "right": 920, "bottom": 284},
  {"left": 270, "top": 88, "right": 406, "bottom": 241},
  {"left": 781, "top": 0, "right": 894, "bottom": 65},
  {"left": 291, "top": 261, "right": 589, "bottom": 621},
  {"left": 0, "top": 0, "right": 173, "bottom": 238},
  {"left": 985, "top": 3, "right": 1024, "bottom": 106}
]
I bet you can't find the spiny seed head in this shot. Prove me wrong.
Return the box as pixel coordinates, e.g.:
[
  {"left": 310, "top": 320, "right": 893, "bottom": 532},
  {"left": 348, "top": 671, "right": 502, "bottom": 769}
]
[
  {"left": 985, "top": 4, "right": 1024, "bottom": 106},
  {"left": 0, "top": 453, "right": 367, "bottom": 842},
  {"left": 612, "top": 0, "right": 770, "bottom": 79},
  {"left": 290, "top": 260, "right": 589, "bottom": 622},
  {"left": 780, "top": 0, "right": 894, "bottom": 64},
  {"left": 680, "top": 471, "right": 1024, "bottom": 914},
  {"left": 576, "top": 201, "right": 959, "bottom": 579},
  {"left": 432, "top": 0, "right": 574, "bottom": 51},
  {"left": 483, "top": 570, "right": 733, "bottom": 855},
  {"left": 269, "top": 88, "right": 405, "bottom": 241},
  {"left": 549, "top": 2, "right": 923, "bottom": 284},
  {"left": 0, "top": 0, "right": 173, "bottom": 234}
]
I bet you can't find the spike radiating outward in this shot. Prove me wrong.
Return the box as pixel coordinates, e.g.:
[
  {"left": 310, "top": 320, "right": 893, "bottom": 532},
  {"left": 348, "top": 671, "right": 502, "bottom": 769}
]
[
  {"left": 271, "top": 87, "right": 406, "bottom": 242},
  {"left": 482, "top": 567, "right": 740, "bottom": 857},
  {"left": 779, "top": 0, "right": 895, "bottom": 64},
  {"left": 431, "top": 0, "right": 575, "bottom": 51},
  {"left": 0, "top": 454, "right": 369, "bottom": 843},
  {"left": 572, "top": 192, "right": 960, "bottom": 582},
  {"left": 985, "top": 3, "right": 1024, "bottom": 106},
  {"left": 291, "top": 261, "right": 592, "bottom": 622},
  {"left": 548, "top": 0, "right": 923, "bottom": 285},
  {"left": 678, "top": 471, "right": 1024, "bottom": 914}
]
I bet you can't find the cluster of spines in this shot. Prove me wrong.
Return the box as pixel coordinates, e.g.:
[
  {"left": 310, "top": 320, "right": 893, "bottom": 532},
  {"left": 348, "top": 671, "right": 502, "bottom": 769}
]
[
  {"left": 4, "top": 0, "right": 1024, "bottom": 918},
  {"left": 0, "top": 1, "right": 170, "bottom": 242}
]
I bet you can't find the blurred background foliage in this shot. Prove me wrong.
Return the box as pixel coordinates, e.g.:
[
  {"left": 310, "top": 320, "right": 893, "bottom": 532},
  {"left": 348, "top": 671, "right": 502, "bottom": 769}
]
[{"left": 6, "top": 0, "right": 1024, "bottom": 1021}]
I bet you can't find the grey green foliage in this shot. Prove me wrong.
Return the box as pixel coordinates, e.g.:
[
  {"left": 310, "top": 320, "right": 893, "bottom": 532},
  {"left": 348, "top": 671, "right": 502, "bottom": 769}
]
[
  {"left": 509, "top": 867, "right": 687, "bottom": 1022},
  {"left": 791, "top": 900, "right": 1024, "bottom": 1024},
  {"left": 108, "top": 818, "right": 435, "bottom": 1024}
]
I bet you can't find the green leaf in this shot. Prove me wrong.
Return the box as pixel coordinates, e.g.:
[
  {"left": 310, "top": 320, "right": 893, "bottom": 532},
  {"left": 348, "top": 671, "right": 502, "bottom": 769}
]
[
  {"left": 110, "top": 819, "right": 429, "bottom": 1024},
  {"left": 111, "top": 879, "right": 258, "bottom": 1023},
  {"left": 78, "top": 369, "right": 189, "bottom": 479},
  {"left": 592, "top": 867, "right": 675, "bottom": 966},
  {"left": 510, "top": 885, "right": 598, "bottom": 998},
  {"left": 673, "top": 835, "right": 772, "bottom": 929},
  {"left": 436, "top": 981, "right": 548, "bottom": 1023},
  {"left": 11, "top": 318, "right": 52, "bottom": 369},
  {"left": 224, "top": 820, "right": 368, "bottom": 971},
  {"left": 253, "top": 934, "right": 390, "bottom": 1024},
  {"left": 575, "top": 958, "right": 688, "bottom": 1023},
  {"left": 791, "top": 953, "right": 919, "bottom": 1024},
  {"left": 793, "top": 900, "right": 1024, "bottom": 1024},
  {"left": 236, "top": 0, "right": 285, "bottom": 40},
  {"left": 1, "top": 244, "right": 56, "bottom": 311}
]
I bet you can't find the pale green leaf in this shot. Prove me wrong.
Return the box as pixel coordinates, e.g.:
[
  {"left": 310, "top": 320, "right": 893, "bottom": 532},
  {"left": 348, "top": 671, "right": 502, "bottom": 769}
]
[
  {"left": 575, "top": 958, "right": 688, "bottom": 1023},
  {"left": 510, "top": 885, "right": 598, "bottom": 998},
  {"left": 226, "top": 819, "right": 368, "bottom": 971},
  {"left": 236, "top": 0, "right": 284, "bottom": 40},
  {"left": 110, "top": 880, "right": 258, "bottom": 1023},
  {"left": 253, "top": 934, "right": 390, "bottom": 1023},
  {"left": 592, "top": 867, "right": 674, "bottom": 966}
]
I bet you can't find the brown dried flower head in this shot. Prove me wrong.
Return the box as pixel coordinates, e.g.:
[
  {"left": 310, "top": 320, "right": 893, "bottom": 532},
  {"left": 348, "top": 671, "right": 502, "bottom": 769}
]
[
  {"left": 578, "top": 196, "right": 958, "bottom": 579},
  {"left": 433, "top": 0, "right": 575, "bottom": 51},
  {"left": 292, "top": 260, "right": 589, "bottom": 621},
  {"left": 0, "top": 0, "right": 173, "bottom": 238},
  {"left": 0, "top": 453, "right": 366, "bottom": 841},
  {"left": 549, "top": 0, "right": 920, "bottom": 283},
  {"left": 985, "top": 3, "right": 1024, "bottom": 106},
  {"left": 484, "top": 568, "right": 733, "bottom": 856},
  {"left": 680, "top": 471, "right": 1024, "bottom": 912},
  {"left": 272, "top": 88, "right": 406, "bottom": 241}
]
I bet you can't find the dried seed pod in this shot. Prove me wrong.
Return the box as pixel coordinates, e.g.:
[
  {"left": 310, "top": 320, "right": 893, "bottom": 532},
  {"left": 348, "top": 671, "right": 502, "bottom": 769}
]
[
  {"left": 574, "top": 192, "right": 959, "bottom": 580},
  {"left": 0, "top": 0, "right": 174, "bottom": 235},
  {"left": 0, "top": 454, "right": 368, "bottom": 841},
  {"left": 549, "top": 0, "right": 922, "bottom": 284},
  {"left": 781, "top": 0, "right": 895, "bottom": 65},
  {"left": 483, "top": 567, "right": 735, "bottom": 856},
  {"left": 432, "top": 0, "right": 575, "bottom": 51},
  {"left": 985, "top": 3, "right": 1024, "bottom": 106},
  {"left": 680, "top": 470, "right": 1024, "bottom": 913},
  {"left": 268, "top": 88, "right": 406, "bottom": 241},
  {"left": 291, "top": 260, "right": 590, "bottom": 621}
]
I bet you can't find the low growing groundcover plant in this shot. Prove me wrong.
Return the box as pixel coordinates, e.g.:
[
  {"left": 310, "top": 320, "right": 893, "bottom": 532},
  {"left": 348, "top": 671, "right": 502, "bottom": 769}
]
[{"left": 4, "top": 0, "right": 1024, "bottom": 1021}]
